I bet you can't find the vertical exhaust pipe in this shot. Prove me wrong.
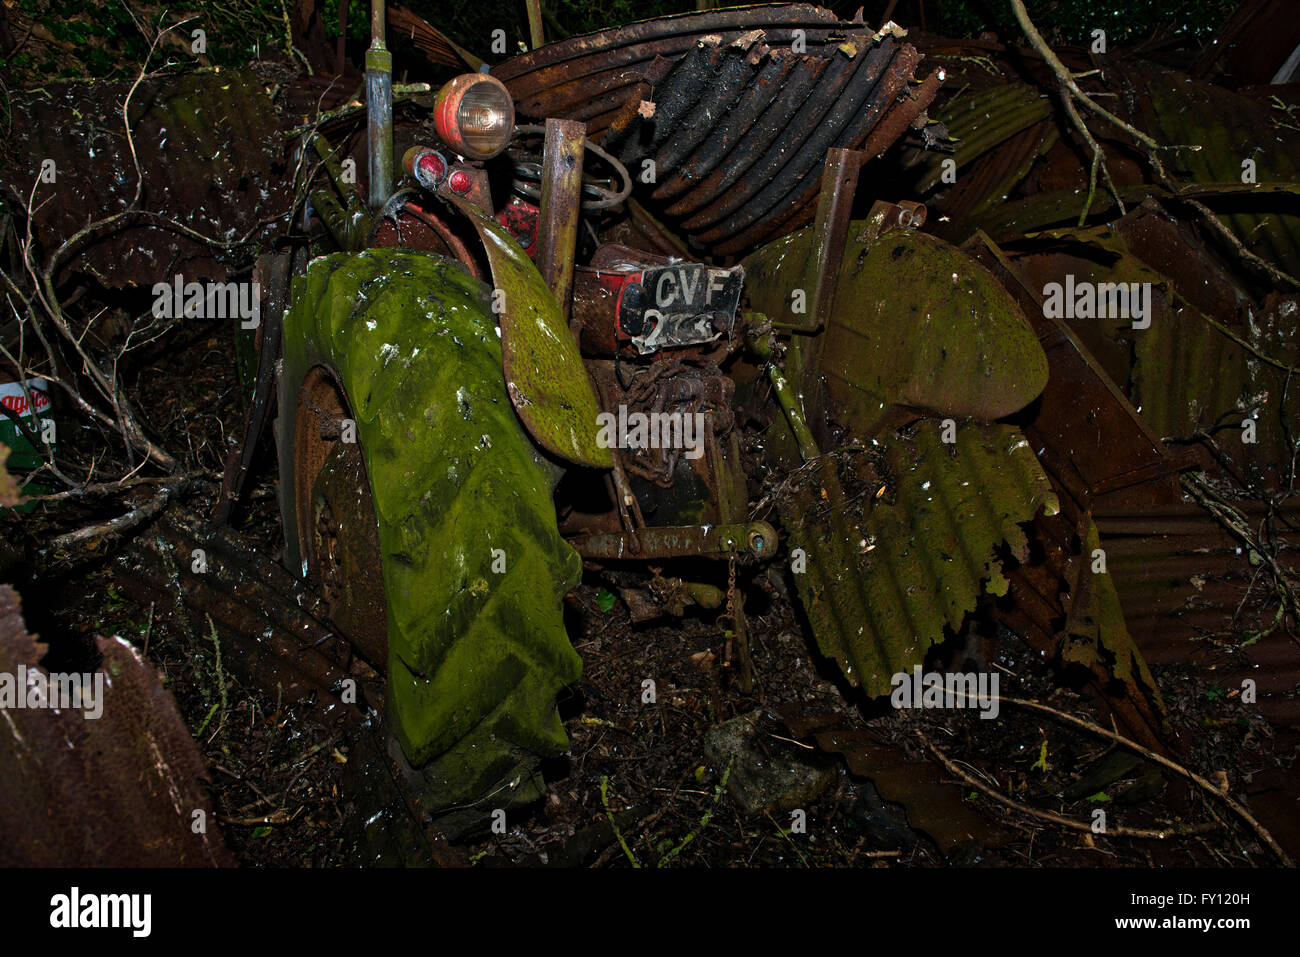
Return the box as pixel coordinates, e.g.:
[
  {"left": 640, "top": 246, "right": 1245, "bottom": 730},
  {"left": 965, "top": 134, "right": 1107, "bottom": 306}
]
[
  {"left": 537, "top": 118, "right": 586, "bottom": 336},
  {"left": 366, "top": 0, "right": 393, "bottom": 209}
]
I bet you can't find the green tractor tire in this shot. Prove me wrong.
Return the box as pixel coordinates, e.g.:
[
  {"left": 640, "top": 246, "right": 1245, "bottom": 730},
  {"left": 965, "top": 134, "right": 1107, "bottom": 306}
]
[{"left": 278, "top": 248, "right": 582, "bottom": 816}]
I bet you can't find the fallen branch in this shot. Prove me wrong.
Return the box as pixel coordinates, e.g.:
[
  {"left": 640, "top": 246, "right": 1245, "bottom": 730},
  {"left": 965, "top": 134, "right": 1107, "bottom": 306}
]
[
  {"left": 19, "top": 471, "right": 209, "bottom": 504},
  {"left": 1009, "top": 0, "right": 1300, "bottom": 290},
  {"left": 1010, "top": 0, "right": 1173, "bottom": 224},
  {"left": 282, "top": 83, "right": 433, "bottom": 138},
  {"left": 919, "top": 730, "right": 1219, "bottom": 842},
  {"left": 992, "top": 694, "right": 1293, "bottom": 865},
  {"left": 43, "top": 475, "right": 202, "bottom": 553}
]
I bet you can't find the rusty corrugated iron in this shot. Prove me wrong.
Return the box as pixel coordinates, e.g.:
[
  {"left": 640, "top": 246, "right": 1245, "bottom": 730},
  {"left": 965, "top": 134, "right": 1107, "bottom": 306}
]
[
  {"left": 961, "top": 230, "right": 1193, "bottom": 513},
  {"left": 0, "top": 584, "right": 234, "bottom": 866},
  {"left": 495, "top": 3, "right": 847, "bottom": 101},
  {"left": 0, "top": 69, "right": 294, "bottom": 288},
  {"left": 911, "top": 83, "right": 1051, "bottom": 194},
  {"left": 775, "top": 420, "right": 1059, "bottom": 697},
  {"left": 496, "top": 6, "right": 938, "bottom": 255},
  {"left": 387, "top": 3, "right": 479, "bottom": 70},
  {"left": 1008, "top": 209, "right": 1300, "bottom": 490},
  {"left": 1095, "top": 500, "right": 1300, "bottom": 727},
  {"left": 1121, "top": 62, "right": 1300, "bottom": 280}
]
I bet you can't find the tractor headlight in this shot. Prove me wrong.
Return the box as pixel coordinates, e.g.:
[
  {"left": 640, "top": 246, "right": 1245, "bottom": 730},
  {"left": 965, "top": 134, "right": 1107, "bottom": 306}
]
[{"left": 434, "top": 73, "right": 515, "bottom": 161}]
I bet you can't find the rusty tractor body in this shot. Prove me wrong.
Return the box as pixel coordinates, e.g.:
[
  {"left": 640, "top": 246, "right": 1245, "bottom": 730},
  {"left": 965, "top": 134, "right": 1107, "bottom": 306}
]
[{"left": 271, "top": 4, "right": 1067, "bottom": 826}]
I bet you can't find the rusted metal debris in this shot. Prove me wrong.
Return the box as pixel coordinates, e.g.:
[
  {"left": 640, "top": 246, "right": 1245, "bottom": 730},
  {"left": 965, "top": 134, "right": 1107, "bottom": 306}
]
[
  {"left": 496, "top": 7, "right": 939, "bottom": 255},
  {"left": 777, "top": 704, "right": 1010, "bottom": 853},
  {"left": 495, "top": 3, "right": 849, "bottom": 99},
  {"left": 386, "top": 3, "right": 480, "bottom": 71},
  {"left": 0, "top": 584, "right": 233, "bottom": 866},
  {"left": 0, "top": 69, "right": 296, "bottom": 288},
  {"left": 113, "top": 508, "right": 370, "bottom": 720},
  {"left": 1095, "top": 500, "right": 1300, "bottom": 729},
  {"left": 1123, "top": 62, "right": 1300, "bottom": 281},
  {"left": 962, "top": 230, "right": 1193, "bottom": 514},
  {"left": 537, "top": 118, "right": 587, "bottom": 332},
  {"left": 571, "top": 521, "right": 776, "bottom": 561},
  {"left": 955, "top": 214, "right": 1299, "bottom": 747},
  {"left": 1007, "top": 211, "right": 1300, "bottom": 491}
]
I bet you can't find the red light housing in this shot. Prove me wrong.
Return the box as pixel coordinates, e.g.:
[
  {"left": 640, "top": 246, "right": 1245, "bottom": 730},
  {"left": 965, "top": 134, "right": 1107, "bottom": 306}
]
[
  {"left": 434, "top": 73, "right": 515, "bottom": 161},
  {"left": 403, "top": 146, "right": 449, "bottom": 190},
  {"left": 417, "top": 151, "right": 447, "bottom": 182}
]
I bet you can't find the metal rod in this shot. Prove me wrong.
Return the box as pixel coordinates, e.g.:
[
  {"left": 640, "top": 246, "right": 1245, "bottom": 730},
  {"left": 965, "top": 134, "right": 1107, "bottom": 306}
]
[
  {"left": 806, "top": 147, "right": 861, "bottom": 333},
  {"left": 746, "top": 323, "right": 821, "bottom": 463},
  {"left": 570, "top": 521, "right": 778, "bottom": 561},
  {"left": 524, "top": 0, "right": 546, "bottom": 51},
  {"left": 537, "top": 117, "right": 586, "bottom": 334},
  {"left": 365, "top": 0, "right": 393, "bottom": 209},
  {"left": 310, "top": 135, "right": 371, "bottom": 248}
]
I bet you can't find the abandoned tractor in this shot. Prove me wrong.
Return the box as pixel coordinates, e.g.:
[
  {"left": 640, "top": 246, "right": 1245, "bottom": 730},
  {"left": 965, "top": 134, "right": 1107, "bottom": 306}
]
[{"left": 250, "top": 3, "right": 1118, "bottom": 832}]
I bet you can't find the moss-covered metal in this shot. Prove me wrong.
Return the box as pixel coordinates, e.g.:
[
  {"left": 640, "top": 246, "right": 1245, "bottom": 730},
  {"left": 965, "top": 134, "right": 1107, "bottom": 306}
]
[
  {"left": 1033, "top": 223, "right": 1300, "bottom": 487},
  {"left": 911, "top": 83, "right": 1052, "bottom": 194},
  {"left": 1065, "top": 520, "right": 1166, "bottom": 719},
  {"left": 280, "top": 248, "right": 582, "bottom": 813},
  {"left": 744, "top": 223, "right": 1049, "bottom": 433},
  {"left": 779, "top": 420, "right": 1059, "bottom": 696},
  {"left": 447, "top": 194, "right": 614, "bottom": 469},
  {"left": 1132, "top": 64, "right": 1300, "bottom": 280}
]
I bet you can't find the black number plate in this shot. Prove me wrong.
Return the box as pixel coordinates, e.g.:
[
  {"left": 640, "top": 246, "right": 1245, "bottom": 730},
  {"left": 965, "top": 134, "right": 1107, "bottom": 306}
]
[{"left": 618, "top": 264, "right": 744, "bottom": 354}]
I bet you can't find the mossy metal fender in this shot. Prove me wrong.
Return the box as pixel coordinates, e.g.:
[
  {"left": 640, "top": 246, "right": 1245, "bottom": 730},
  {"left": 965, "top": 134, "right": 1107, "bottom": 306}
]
[
  {"left": 744, "top": 225, "right": 1048, "bottom": 431},
  {"left": 279, "top": 248, "right": 582, "bottom": 809},
  {"left": 447, "top": 194, "right": 614, "bottom": 469}
]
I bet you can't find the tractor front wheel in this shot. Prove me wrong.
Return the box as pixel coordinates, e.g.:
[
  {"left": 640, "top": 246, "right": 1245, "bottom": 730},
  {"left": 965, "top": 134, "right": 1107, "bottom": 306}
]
[{"left": 278, "top": 248, "right": 582, "bottom": 821}]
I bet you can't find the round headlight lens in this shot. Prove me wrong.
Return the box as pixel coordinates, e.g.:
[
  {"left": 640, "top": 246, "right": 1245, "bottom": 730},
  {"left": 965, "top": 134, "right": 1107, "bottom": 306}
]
[{"left": 435, "top": 74, "right": 515, "bottom": 160}]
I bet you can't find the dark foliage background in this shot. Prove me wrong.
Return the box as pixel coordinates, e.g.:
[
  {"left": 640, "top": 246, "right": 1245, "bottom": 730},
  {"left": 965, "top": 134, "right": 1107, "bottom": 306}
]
[{"left": 0, "top": 0, "right": 1242, "bottom": 86}]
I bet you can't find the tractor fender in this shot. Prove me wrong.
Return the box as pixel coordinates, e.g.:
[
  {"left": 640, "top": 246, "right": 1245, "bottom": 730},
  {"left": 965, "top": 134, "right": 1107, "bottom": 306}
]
[{"left": 445, "top": 194, "right": 614, "bottom": 470}]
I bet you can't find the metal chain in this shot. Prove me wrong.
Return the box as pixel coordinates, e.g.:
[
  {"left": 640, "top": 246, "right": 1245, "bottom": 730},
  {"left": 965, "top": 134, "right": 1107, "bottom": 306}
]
[{"left": 720, "top": 555, "right": 738, "bottom": 671}]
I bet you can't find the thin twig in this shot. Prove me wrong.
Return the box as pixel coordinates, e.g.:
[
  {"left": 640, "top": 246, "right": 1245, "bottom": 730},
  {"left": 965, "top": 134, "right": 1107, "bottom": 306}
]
[
  {"left": 989, "top": 695, "right": 1292, "bottom": 865},
  {"left": 599, "top": 776, "right": 640, "bottom": 868},
  {"left": 1009, "top": 0, "right": 1300, "bottom": 289},
  {"left": 920, "top": 730, "right": 1218, "bottom": 841}
]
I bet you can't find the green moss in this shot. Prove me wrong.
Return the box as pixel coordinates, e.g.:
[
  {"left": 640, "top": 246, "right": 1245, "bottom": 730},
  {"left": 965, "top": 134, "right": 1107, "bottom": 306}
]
[{"left": 282, "top": 248, "right": 583, "bottom": 812}]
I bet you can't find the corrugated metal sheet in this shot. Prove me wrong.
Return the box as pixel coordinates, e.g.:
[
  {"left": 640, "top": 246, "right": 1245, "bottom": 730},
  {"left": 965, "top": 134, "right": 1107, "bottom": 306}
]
[
  {"left": 495, "top": 4, "right": 847, "bottom": 98},
  {"left": 743, "top": 222, "right": 1049, "bottom": 431},
  {"left": 910, "top": 83, "right": 1051, "bottom": 194},
  {"left": 777, "top": 420, "right": 1058, "bottom": 697},
  {"left": 496, "top": 6, "right": 938, "bottom": 256},
  {"left": 1095, "top": 500, "right": 1300, "bottom": 726},
  {"left": 1009, "top": 218, "right": 1300, "bottom": 489},
  {"left": 0, "top": 585, "right": 234, "bottom": 866},
  {"left": 1125, "top": 62, "right": 1300, "bottom": 279},
  {"left": 0, "top": 69, "right": 293, "bottom": 287},
  {"left": 960, "top": 231, "right": 1189, "bottom": 515},
  {"left": 893, "top": 81, "right": 1062, "bottom": 243}
]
